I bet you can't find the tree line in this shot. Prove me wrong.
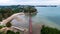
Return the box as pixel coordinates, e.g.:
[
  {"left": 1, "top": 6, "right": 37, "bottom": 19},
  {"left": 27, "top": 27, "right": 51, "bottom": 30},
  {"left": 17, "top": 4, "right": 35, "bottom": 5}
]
[{"left": 0, "top": 5, "right": 37, "bottom": 21}]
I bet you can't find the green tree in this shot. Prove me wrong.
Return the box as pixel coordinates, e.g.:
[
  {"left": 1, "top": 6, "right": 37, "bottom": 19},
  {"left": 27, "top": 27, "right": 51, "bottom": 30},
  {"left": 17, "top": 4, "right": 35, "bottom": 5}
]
[
  {"left": 0, "top": 8, "right": 13, "bottom": 19},
  {"left": 41, "top": 25, "right": 60, "bottom": 34},
  {"left": 23, "top": 6, "right": 37, "bottom": 16}
]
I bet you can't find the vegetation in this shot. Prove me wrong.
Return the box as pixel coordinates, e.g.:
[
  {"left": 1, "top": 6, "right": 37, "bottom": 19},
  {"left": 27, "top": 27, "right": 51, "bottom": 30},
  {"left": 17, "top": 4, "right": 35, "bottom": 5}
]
[
  {"left": 0, "top": 30, "right": 20, "bottom": 34},
  {"left": 0, "top": 22, "right": 20, "bottom": 34},
  {"left": 0, "top": 8, "right": 13, "bottom": 20},
  {"left": 6, "top": 30, "right": 20, "bottom": 34},
  {"left": 6, "top": 30, "right": 15, "bottom": 34},
  {"left": 6, "top": 22, "right": 12, "bottom": 27},
  {"left": 23, "top": 6, "right": 37, "bottom": 13},
  {"left": 0, "top": 31, "right": 5, "bottom": 34},
  {"left": 0, "top": 5, "right": 37, "bottom": 21},
  {"left": 0, "top": 25, "right": 5, "bottom": 29},
  {"left": 0, "top": 5, "right": 37, "bottom": 34},
  {"left": 41, "top": 25, "right": 60, "bottom": 34},
  {"left": 1, "top": 5, "right": 60, "bottom": 34},
  {"left": 23, "top": 6, "right": 37, "bottom": 16}
]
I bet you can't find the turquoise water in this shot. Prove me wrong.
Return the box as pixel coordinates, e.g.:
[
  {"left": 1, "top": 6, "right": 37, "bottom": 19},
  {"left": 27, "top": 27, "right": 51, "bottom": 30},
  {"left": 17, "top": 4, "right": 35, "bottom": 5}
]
[
  {"left": 36, "top": 7, "right": 60, "bottom": 16},
  {"left": 32, "top": 7, "right": 60, "bottom": 29}
]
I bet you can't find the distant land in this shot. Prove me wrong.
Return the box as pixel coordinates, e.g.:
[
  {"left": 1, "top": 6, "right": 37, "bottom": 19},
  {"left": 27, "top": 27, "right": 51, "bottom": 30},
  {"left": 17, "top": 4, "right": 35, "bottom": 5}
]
[{"left": 0, "top": 5, "right": 57, "bottom": 9}]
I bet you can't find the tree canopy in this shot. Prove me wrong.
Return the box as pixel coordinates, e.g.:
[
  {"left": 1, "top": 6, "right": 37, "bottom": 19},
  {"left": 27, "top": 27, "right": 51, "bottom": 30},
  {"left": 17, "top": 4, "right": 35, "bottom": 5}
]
[
  {"left": 41, "top": 25, "right": 60, "bottom": 34},
  {"left": 0, "top": 5, "right": 37, "bottom": 21}
]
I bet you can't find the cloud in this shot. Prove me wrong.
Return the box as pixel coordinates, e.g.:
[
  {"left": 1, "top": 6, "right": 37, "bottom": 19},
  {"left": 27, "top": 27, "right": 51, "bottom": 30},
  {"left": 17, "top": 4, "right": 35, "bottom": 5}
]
[
  {"left": 0, "top": 0, "right": 17, "bottom": 5},
  {"left": 16, "top": 1, "right": 60, "bottom": 5},
  {"left": 40, "top": 1, "right": 60, "bottom": 5},
  {"left": 0, "top": 0, "right": 60, "bottom": 5}
]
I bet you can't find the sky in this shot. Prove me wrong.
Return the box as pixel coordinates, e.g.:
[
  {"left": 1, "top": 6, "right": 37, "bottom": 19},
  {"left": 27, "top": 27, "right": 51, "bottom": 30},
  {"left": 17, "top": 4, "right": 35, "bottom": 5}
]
[{"left": 0, "top": 0, "right": 60, "bottom": 5}]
